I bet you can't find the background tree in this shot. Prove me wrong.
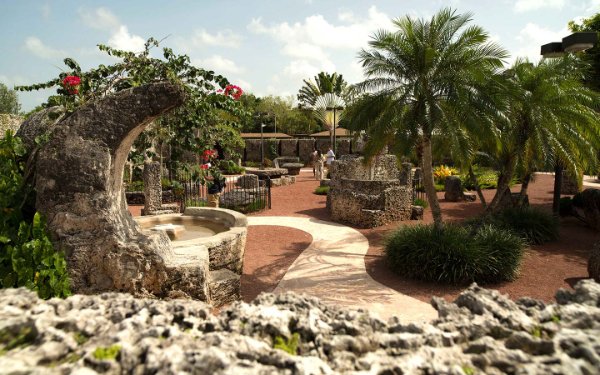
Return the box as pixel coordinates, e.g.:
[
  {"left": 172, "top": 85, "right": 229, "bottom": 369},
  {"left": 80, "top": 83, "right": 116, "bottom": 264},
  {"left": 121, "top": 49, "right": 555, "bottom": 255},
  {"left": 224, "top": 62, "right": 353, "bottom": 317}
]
[
  {"left": 569, "top": 12, "right": 600, "bottom": 92},
  {"left": 0, "top": 83, "right": 21, "bottom": 114},
  {"left": 345, "top": 8, "right": 507, "bottom": 229}
]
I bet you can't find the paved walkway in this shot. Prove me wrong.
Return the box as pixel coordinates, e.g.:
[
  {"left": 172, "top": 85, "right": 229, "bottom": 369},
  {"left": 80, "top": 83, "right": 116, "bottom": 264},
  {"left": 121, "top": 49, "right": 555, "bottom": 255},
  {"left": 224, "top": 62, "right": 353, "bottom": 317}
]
[{"left": 248, "top": 215, "right": 437, "bottom": 322}]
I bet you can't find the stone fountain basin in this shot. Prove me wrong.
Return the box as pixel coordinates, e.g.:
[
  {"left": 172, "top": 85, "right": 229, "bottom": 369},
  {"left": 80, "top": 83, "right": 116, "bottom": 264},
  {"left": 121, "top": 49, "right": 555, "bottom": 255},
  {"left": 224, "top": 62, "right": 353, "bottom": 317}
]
[{"left": 135, "top": 207, "right": 248, "bottom": 306}]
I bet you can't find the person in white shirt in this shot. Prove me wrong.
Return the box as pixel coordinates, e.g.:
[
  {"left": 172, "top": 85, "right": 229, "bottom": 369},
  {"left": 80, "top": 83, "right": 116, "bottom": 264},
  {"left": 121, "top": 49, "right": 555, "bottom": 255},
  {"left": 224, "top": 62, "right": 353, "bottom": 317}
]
[{"left": 326, "top": 146, "right": 335, "bottom": 167}]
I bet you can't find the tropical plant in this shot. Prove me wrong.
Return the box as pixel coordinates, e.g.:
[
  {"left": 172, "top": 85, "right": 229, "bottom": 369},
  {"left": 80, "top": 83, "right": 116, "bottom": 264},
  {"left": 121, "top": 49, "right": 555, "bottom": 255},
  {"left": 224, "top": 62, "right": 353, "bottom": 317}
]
[
  {"left": 297, "top": 72, "right": 348, "bottom": 108},
  {"left": 345, "top": 8, "right": 508, "bottom": 229},
  {"left": 486, "top": 57, "right": 600, "bottom": 212}
]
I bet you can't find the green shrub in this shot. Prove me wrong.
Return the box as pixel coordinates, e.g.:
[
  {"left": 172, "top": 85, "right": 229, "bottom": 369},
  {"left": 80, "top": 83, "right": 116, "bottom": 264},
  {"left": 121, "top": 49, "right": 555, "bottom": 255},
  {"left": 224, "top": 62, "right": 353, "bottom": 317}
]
[
  {"left": 274, "top": 333, "right": 300, "bottom": 355},
  {"left": 572, "top": 192, "right": 584, "bottom": 208},
  {"left": 413, "top": 198, "right": 428, "bottom": 208},
  {"left": 385, "top": 223, "right": 524, "bottom": 284},
  {"left": 0, "top": 131, "right": 71, "bottom": 299},
  {"left": 314, "top": 186, "right": 330, "bottom": 195},
  {"left": 244, "top": 161, "right": 260, "bottom": 168},
  {"left": 217, "top": 160, "right": 245, "bottom": 175},
  {"left": 461, "top": 167, "right": 499, "bottom": 190},
  {"left": 126, "top": 180, "right": 144, "bottom": 192},
  {"left": 492, "top": 207, "right": 559, "bottom": 245}
]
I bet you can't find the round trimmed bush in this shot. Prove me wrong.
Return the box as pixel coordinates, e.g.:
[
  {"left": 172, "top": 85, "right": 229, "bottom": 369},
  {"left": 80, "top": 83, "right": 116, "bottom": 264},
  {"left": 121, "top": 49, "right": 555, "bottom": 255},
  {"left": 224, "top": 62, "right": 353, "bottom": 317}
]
[
  {"left": 385, "top": 223, "right": 524, "bottom": 284},
  {"left": 493, "top": 207, "right": 559, "bottom": 245}
]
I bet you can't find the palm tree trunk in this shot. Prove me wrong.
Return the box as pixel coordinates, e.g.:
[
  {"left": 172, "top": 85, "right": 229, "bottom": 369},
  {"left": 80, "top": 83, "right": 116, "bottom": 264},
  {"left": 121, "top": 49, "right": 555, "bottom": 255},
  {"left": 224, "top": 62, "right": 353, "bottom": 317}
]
[
  {"left": 422, "top": 137, "right": 443, "bottom": 229},
  {"left": 468, "top": 166, "right": 487, "bottom": 208},
  {"left": 519, "top": 173, "right": 532, "bottom": 197},
  {"left": 488, "top": 156, "right": 517, "bottom": 212}
]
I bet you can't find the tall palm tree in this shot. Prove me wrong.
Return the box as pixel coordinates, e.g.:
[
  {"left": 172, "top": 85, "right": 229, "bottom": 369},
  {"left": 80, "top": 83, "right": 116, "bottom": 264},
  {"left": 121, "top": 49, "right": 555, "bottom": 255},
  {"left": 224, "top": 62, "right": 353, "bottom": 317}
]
[
  {"left": 345, "top": 8, "right": 507, "bottom": 229},
  {"left": 487, "top": 56, "right": 600, "bottom": 212},
  {"left": 297, "top": 72, "right": 348, "bottom": 108}
]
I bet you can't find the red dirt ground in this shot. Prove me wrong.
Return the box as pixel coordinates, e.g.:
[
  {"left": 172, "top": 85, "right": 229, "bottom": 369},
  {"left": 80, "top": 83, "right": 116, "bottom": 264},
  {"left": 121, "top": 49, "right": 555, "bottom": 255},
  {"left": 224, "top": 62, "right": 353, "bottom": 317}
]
[{"left": 129, "top": 172, "right": 598, "bottom": 304}]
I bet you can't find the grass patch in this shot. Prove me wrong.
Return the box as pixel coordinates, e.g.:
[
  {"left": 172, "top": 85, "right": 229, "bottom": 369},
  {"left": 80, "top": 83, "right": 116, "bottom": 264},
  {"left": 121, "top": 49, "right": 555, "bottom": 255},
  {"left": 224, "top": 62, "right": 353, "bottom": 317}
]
[
  {"left": 93, "top": 344, "right": 121, "bottom": 361},
  {"left": 413, "top": 198, "right": 428, "bottom": 208},
  {"left": 0, "top": 326, "right": 37, "bottom": 355},
  {"left": 385, "top": 223, "right": 524, "bottom": 284},
  {"left": 314, "top": 186, "right": 330, "bottom": 195},
  {"left": 73, "top": 332, "right": 88, "bottom": 346}
]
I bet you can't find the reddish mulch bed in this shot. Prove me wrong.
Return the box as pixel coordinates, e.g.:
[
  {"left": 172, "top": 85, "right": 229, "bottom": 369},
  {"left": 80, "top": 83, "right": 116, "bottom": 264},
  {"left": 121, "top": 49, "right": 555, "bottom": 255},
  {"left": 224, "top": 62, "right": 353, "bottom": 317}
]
[{"left": 241, "top": 226, "right": 312, "bottom": 302}]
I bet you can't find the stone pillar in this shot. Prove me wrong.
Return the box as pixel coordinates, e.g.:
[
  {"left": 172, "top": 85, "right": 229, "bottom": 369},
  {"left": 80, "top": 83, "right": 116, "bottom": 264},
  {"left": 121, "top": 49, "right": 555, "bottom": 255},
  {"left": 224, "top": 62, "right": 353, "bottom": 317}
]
[
  {"left": 399, "top": 162, "right": 413, "bottom": 186},
  {"left": 208, "top": 193, "right": 220, "bottom": 207},
  {"left": 143, "top": 161, "right": 162, "bottom": 215}
]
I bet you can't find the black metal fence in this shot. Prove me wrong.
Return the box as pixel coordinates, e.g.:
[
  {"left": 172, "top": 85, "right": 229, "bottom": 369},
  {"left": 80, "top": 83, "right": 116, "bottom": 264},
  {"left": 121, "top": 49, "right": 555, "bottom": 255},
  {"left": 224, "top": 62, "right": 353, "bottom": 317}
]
[
  {"left": 174, "top": 171, "right": 271, "bottom": 214},
  {"left": 412, "top": 169, "right": 426, "bottom": 203}
]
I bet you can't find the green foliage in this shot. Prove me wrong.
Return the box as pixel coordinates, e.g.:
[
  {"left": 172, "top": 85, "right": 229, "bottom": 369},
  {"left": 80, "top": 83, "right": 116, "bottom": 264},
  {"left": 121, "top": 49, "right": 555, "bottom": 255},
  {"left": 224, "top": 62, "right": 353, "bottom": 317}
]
[
  {"left": 0, "top": 131, "right": 71, "bottom": 299},
  {"left": 93, "top": 344, "right": 121, "bottom": 361},
  {"left": 385, "top": 223, "right": 524, "bottom": 284},
  {"left": 73, "top": 332, "right": 88, "bottom": 345},
  {"left": 297, "top": 72, "right": 348, "bottom": 108},
  {"left": 217, "top": 160, "right": 245, "bottom": 175},
  {"left": 15, "top": 37, "right": 246, "bottom": 167},
  {"left": 273, "top": 333, "right": 300, "bottom": 355},
  {"left": 470, "top": 207, "right": 559, "bottom": 245},
  {"left": 569, "top": 12, "right": 600, "bottom": 92},
  {"left": 433, "top": 165, "right": 459, "bottom": 184},
  {"left": 126, "top": 180, "right": 144, "bottom": 192},
  {"left": 314, "top": 186, "right": 330, "bottom": 195},
  {"left": 413, "top": 198, "right": 428, "bottom": 208},
  {"left": 0, "top": 83, "right": 21, "bottom": 115},
  {"left": 461, "top": 167, "right": 500, "bottom": 190}
]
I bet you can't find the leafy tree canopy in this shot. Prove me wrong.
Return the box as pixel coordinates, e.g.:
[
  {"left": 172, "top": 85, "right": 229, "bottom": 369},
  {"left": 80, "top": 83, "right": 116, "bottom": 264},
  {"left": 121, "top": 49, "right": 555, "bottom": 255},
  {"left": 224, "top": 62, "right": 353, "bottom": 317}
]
[
  {"left": 569, "top": 12, "right": 600, "bottom": 91},
  {"left": 0, "top": 83, "right": 21, "bottom": 114}
]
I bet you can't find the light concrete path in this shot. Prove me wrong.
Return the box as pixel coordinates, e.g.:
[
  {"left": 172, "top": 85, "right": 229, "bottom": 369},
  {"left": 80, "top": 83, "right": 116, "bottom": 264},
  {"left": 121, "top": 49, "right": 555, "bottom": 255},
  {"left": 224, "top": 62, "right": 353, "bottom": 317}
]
[{"left": 248, "top": 216, "right": 438, "bottom": 323}]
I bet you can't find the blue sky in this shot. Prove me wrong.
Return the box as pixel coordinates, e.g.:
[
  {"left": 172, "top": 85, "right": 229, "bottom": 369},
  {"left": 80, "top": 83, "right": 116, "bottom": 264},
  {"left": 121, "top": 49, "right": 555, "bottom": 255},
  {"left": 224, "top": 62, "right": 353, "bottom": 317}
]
[{"left": 1, "top": 0, "right": 598, "bottom": 111}]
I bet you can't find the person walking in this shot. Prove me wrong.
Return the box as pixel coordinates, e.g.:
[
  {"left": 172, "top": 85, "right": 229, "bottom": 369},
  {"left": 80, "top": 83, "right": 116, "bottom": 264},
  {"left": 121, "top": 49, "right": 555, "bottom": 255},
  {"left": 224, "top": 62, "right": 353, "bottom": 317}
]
[
  {"left": 310, "top": 149, "right": 319, "bottom": 177},
  {"left": 326, "top": 146, "right": 335, "bottom": 168}
]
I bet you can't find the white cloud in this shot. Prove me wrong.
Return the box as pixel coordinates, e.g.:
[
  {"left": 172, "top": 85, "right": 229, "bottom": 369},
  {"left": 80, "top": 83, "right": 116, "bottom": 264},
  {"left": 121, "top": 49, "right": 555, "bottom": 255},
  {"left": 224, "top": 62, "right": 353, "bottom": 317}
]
[
  {"left": 79, "top": 7, "right": 120, "bottom": 31},
  {"left": 585, "top": 0, "right": 600, "bottom": 13},
  {"left": 41, "top": 3, "right": 51, "bottom": 19},
  {"left": 282, "top": 59, "right": 335, "bottom": 79},
  {"left": 190, "top": 29, "right": 242, "bottom": 48},
  {"left": 79, "top": 7, "right": 145, "bottom": 52},
  {"left": 193, "top": 55, "right": 245, "bottom": 74},
  {"left": 24, "top": 37, "right": 66, "bottom": 60},
  {"left": 108, "top": 26, "right": 146, "bottom": 52},
  {"left": 234, "top": 78, "right": 252, "bottom": 91},
  {"left": 513, "top": 22, "right": 568, "bottom": 63},
  {"left": 248, "top": 5, "right": 393, "bottom": 55},
  {"left": 514, "top": 0, "right": 565, "bottom": 13}
]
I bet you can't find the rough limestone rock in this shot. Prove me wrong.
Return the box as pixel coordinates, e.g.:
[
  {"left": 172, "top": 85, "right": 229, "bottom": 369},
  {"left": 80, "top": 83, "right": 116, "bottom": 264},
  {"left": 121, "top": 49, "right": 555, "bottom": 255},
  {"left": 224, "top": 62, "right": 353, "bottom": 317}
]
[
  {"left": 336, "top": 138, "right": 351, "bottom": 157},
  {"left": 328, "top": 155, "right": 413, "bottom": 228},
  {"left": 1, "top": 280, "right": 599, "bottom": 374},
  {"left": 0, "top": 114, "right": 23, "bottom": 137},
  {"left": 589, "top": 242, "right": 600, "bottom": 282},
  {"left": 20, "top": 82, "right": 190, "bottom": 298},
  {"left": 236, "top": 174, "right": 259, "bottom": 189},
  {"left": 580, "top": 189, "right": 600, "bottom": 231},
  {"left": 142, "top": 161, "right": 163, "bottom": 215},
  {"left": 444, "top": 176, "right": 464, "bottom": 202},
  {"left": 279, "top": 139, "right": 298, "bottom": 157},
  {"left": 16, "top": 107, "right": 64, "bottom": 152},
  {"left": 561, "top": 170, "right": 582, "bottom": 195},
  {"left": 298, "top": 139, "right": 315, "bottom": 163}
]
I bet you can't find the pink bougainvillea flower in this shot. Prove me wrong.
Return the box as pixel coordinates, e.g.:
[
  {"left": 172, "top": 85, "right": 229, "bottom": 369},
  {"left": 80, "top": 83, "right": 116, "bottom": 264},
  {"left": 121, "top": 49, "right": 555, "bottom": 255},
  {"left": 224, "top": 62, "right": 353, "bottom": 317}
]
[
  {"left": 223, "top": 84, "right": 243, "bottom": 100},
  {"left": 200, "top": 164, "right": 209, "bottom": 170},
  {"left": 62, "top": 75, "right": 81, "bottom": 95}
]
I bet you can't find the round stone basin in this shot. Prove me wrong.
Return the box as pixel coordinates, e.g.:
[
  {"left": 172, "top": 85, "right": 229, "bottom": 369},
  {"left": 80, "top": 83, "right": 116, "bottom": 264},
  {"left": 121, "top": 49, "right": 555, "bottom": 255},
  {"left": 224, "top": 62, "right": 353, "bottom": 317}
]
[{"left": 138, "top": 216, "right": 227, "bottom": 242}]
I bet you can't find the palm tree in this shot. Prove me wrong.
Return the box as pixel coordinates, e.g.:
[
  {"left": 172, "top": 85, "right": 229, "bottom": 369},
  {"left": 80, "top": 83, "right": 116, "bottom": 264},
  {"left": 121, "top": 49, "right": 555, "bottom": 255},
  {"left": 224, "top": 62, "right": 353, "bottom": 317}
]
[
  {"left": 345, "top": 8, "right": 507, "bottom": 229},
  {"left": 487, "top": 56, "right": 600, "bottom": 212},
  {"left": 297, "top": 72, "right": 348, "bottom": 108}
]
